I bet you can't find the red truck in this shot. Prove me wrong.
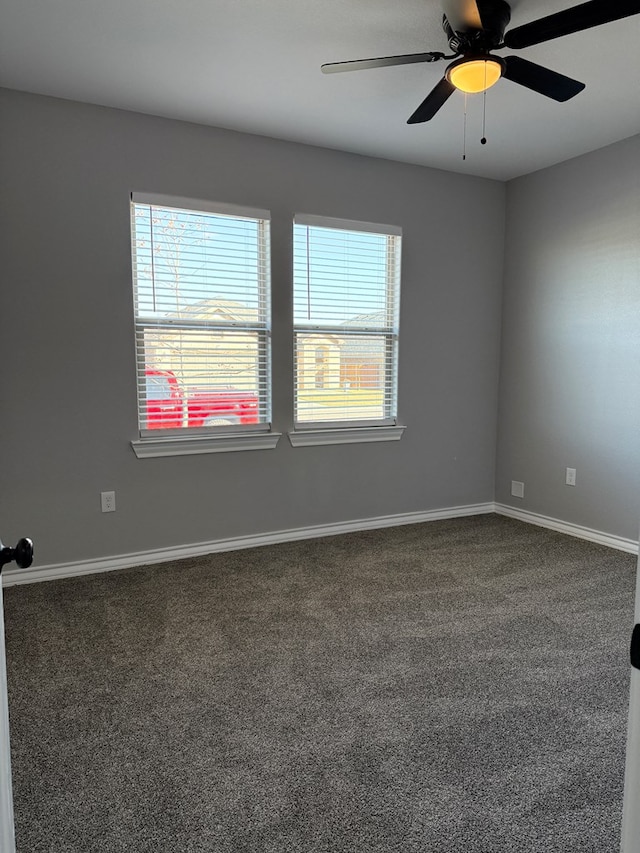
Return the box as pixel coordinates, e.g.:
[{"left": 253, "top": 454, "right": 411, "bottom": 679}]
[{"left": 144, "top": 368, "right": 259, "bottom": 429}]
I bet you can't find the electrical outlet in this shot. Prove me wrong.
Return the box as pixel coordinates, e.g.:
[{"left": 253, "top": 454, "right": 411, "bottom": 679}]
[
  {"left": 511, "top": 480, "right": 525, "bottom": 499},
  {"left": 566, "top": 467, "right": 576, "bottom": 486},
  {"left": 101, "top": 491, "right": 116, "bottom": 513}
]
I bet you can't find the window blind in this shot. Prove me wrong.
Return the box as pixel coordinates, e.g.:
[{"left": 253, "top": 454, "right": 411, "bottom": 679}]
[
  {"left": 293, "top": 215, "right": 401, "bottom": 428},
  {"left": 131, "top": 194, "right": 271, "bottom": 436}
]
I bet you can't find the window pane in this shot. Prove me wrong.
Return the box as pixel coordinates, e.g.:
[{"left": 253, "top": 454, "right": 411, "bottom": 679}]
[
  {"left": 295, "top": 332, "right": 395, "bottom": 423},
  {"left": 138, "top": 328, "right": 266, "bottom": 429},
  {"left": 294, "top": 227, "right": 391, "bottom": 326},
  {"left": 134, "top": 206, "right": 266, "bottom": 319},
  {"left": 293, "top": 219, "right": 401, "bottom": 427},
  {"left": 131, "top": 199, "right": 271, "bottom": 433}
]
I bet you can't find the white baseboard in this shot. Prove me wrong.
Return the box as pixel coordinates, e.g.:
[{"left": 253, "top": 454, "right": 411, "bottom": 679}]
[
  {"left": 5, "top": 502, "right": 636, "bottom": 588},
  {"left": 2, "top": 502, "right": 495, "bottom": 587},
  {"left": 495, "top": 503, "right": 639, "bottom": 555}
]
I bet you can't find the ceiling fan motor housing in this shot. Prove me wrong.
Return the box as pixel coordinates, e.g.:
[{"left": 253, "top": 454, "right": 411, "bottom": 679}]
[{"left": 443, "top": 0, "right": 511, "bottom": 54}]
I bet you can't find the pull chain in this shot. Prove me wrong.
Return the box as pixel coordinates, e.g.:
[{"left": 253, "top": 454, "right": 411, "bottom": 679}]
[
  {"left": 462, "top": 93, "right": 468, "bottom": 161},
  {"left": 481, "top": 63, "right": 488, "bottom": 145}
]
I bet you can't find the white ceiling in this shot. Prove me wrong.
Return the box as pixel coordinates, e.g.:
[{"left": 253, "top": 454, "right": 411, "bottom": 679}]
[{"left": 1, "top": 0, "right": 639, "bottom": 180}]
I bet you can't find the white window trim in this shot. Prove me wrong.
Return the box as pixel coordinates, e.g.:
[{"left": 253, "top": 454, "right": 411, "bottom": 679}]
[
  {"left": 131, "top": 431, "right": 282, "bottom": 458},
  {"left": 293, "top": 213, "right": 402, "bottom": 433},
  {"left": 288, "top": 425, "right": 406, "bottom": 447},
  {"left": 130, "top": 192, "right": 274, "bottom": 455},
  {"left": 295, "top": 212, "right": 402, "bottom": 237},
  {"left": 132, "top": 192, "right": 271, "bottom": 222}
]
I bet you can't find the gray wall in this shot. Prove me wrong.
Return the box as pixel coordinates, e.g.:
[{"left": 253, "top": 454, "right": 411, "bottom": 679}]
[
  {"left": 0, "top": 89, "right": 505, "bottom": 565},
  {"left": 496, "top": 135, "right": 640, "bottom": 541}
]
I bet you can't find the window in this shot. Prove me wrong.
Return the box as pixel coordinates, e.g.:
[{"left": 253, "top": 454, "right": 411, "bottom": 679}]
[
  {"left": 293, "top": 214, "right": 402, "bottom": 433},
  {"left": 130, "top": 193, "right": 276, "bottom": 457}
]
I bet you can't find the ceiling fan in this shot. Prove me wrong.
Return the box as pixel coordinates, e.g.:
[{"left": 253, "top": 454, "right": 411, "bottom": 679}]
[{"left": 321, "top": 0, "right": 640, "bottom": 123}]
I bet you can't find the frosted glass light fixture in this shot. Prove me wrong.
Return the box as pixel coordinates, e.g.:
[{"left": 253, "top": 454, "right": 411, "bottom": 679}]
[{"left": 446, "top": 57, "right": 504, "bottom": 94}]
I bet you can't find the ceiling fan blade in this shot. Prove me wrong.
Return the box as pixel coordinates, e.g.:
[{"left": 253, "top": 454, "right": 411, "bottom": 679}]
[
  {"left": 442, "top": 0, "right": 483, "bottom": 32},
  {"left": 502, "top": 56, "right": 585, "bottom": 101},
  {"left": 321, "top": 52, "right": 444, "bottom": 74},
  {"left": 443, "top": 0, "right": 511, "bottom": 32},
  {"left": 504, "top": 0, "right": 640, "bottom": 49},
  {"left": 407, "top": 78, "right": 456, "bottom": 123}
]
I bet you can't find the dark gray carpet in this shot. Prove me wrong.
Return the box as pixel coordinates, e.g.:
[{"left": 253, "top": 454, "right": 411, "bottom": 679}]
[{"left": 4, "top": 514, "right": 636, "bottom": 852}]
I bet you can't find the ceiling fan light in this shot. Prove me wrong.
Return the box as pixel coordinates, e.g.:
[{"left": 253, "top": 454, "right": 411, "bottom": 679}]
[{"left": 446, "top": 57, "right": 504, "bottom": 94}]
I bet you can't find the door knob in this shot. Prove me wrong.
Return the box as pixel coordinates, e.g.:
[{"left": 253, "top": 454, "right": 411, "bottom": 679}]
[
  {"left": 0, "top": 537, "right": 34, "bottom": 571},
  {"left": 631, "top": 624, "right": 640, "bottom": 671}
]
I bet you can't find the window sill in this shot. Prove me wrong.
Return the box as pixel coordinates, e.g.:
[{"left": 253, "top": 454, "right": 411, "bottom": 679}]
[
  {"left": 131, "top": 432, "right": 282, "bottom": 458},
  {"left": 287, "top": 425, "right": 406, "bottom": 447}
]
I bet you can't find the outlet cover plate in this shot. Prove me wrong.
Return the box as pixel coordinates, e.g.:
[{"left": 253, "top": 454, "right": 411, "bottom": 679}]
[
  {"left": 511, "top": 480, "right": 525, "bottom": 499},
  {"left": 101, "top": 491, "right": 116, "bottom": 513}
]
